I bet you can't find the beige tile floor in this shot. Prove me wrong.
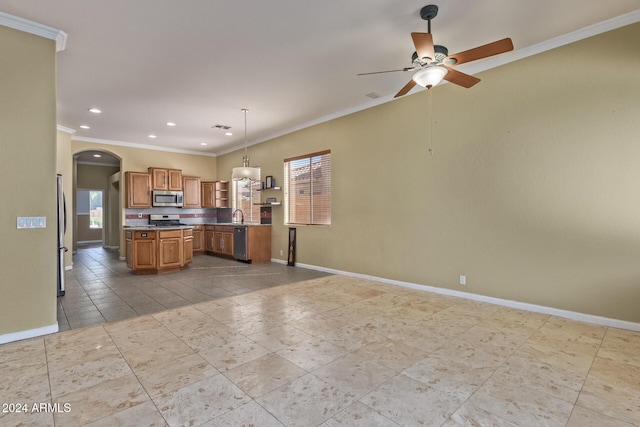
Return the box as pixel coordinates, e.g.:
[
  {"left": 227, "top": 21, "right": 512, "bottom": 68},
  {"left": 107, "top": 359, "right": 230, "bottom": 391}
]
[{"left": 2, "top": 274, "right": 640, "bottom": 426}]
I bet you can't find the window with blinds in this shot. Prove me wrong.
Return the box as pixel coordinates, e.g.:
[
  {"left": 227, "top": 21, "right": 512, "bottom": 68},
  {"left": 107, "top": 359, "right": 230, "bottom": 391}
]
[{"left": 284, "top": 150, "right": 331, "bottom": 225}]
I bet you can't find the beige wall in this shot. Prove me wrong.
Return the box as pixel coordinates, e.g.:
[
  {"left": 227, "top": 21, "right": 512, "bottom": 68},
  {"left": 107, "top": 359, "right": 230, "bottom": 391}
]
[
  {"left": 218, "top": 23, "right": 640, "bottom": 323},
  {"left": 0, "top": 26, "right": 57, "bottom": 336},
  {"left": 56, "top": 129, "right": 74, "bottom": 268},
  {"left": 77, "top": 163, "right": 119, "bottom": 189}
]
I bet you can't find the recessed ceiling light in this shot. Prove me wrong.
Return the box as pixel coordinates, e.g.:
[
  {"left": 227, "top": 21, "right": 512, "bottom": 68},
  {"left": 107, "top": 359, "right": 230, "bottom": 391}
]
[
  {"left": 148, "top": 134, "right": 157, "bottom": 138},
  {"left": 225, "top": 132, "right": 233, "bottom": 136},
  {"left": 93, "top": 154, "right": 102, "bottom": 158},
  {"left": 166, "top": 122, "right": 176, "bottom": 126},
  {"left": 200, "top": 142, "right": 207, "bottom": 146},
  {"left": 88, "top": 108, "right": 101, "bottom": 114},
  {"left": 79, "top": 125, "right": 90, "bottom": 129}
]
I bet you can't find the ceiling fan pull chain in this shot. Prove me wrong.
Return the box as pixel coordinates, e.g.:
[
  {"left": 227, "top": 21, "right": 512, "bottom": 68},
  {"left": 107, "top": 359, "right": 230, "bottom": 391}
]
[{"left": 427, "top": 88, "right": 434, "bottom": 156}]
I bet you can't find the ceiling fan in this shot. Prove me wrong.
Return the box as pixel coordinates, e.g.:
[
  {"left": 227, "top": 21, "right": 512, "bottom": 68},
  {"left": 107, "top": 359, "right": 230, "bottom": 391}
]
[{"left": 359, "top": 4, "right": 514, "bottom": 98}]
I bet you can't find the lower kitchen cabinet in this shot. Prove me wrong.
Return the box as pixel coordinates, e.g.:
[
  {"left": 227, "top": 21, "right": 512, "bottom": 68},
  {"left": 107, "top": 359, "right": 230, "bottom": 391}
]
[
  {"left": 126, "top": 230, "right": 157, "bottom": 271},
  {"left": 126, "top": 228, "right": 192, "bottom": 274},
  {"left": 207, "top": 225, "right": 234, "bottom": 257},
  {"left": 183, "top": 229, "right": 193, "bottom": 264},
  {"left": 192, "top": 225, "right": 204, "bottom": 253},
  {"left": 204, "top": 224, "right": 271, "bottom": 263},
  {"left": 158, "top": 229, "right": 183, "bottom": 269},
  {"left": 204, "top": 226, "right": 215, "bottom": 252}
]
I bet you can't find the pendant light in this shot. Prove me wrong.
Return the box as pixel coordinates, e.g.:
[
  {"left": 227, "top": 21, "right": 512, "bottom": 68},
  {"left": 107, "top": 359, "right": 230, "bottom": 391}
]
[{"left": 231, "top": 108, "right": 260, "bottom": 181}]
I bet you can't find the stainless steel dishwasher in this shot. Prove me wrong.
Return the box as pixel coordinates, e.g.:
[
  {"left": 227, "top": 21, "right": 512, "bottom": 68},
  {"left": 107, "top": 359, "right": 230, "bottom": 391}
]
[{"left": 233, "top": 226, "right": 248, "bottom": 261}]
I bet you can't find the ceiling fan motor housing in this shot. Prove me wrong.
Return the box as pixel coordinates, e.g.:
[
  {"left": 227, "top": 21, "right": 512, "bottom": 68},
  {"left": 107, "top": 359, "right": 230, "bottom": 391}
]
[{"left": 412, "top": 44, "right": 448, "bottom": 67}]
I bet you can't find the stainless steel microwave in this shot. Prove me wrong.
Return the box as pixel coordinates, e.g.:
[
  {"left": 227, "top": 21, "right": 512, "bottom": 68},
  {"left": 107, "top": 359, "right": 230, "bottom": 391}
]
[{"left": 152, "top": 190, "right": 183, "bottom": 207}]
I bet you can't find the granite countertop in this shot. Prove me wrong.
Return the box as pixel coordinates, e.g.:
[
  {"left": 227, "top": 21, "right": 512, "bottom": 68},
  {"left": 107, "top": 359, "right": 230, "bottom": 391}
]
[
  {"left": 124, "top": 225, "right": 195, "bottom": 230},
  {"left": 124, "top": 223, "right": 272, "bottom": 230},
  {"left": 210, "top": 223, "right": 272, "bottom": 227}
]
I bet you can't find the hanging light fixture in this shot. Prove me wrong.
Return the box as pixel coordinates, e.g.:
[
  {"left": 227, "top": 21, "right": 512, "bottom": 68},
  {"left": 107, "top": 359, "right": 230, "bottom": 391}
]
[
  {"left": 231, "top": 108, "right": 260, "bottom": 181},
  {"left": 412, "top": 66, "right": 448, "bottom": 89}
]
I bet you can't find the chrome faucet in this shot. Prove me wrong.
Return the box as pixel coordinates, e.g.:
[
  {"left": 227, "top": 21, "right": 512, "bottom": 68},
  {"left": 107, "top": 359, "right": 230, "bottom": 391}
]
[{"left": 233, "top": 209, "right": 244, "bottom": 224}]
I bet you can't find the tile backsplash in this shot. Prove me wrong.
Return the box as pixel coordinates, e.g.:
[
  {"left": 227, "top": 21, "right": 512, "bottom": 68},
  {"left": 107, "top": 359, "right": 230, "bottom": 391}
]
[{"left": 124, "top": 208, "right": 232, "bottom": 226}]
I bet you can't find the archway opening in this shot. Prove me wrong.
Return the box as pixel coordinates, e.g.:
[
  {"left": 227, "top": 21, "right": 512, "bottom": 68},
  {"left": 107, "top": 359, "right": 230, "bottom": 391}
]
[{"left": 72, "top": 150, "right": 121, "bottom": 251}]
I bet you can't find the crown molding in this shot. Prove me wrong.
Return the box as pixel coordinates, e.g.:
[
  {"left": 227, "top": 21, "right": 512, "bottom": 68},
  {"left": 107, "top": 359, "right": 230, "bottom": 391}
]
[
  {"left": 457, "top": 8, "right": 640, "bottom": 77},
  {"left": 72, "top": 136, "right": 218, "bottom": 157},
  {"left": 57, "top": 125, "right": 76, "bottom": 134},
  {"left": 0, "top": 12, "right": 67, "bottom": 52}
]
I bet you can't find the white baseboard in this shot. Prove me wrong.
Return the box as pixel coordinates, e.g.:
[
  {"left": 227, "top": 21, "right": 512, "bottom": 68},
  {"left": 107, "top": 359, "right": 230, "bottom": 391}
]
[
  {"left": 78, "top": 240, "right": 102, "bottom": 245},
  {"left": 65, "top": 263, "right": 73, "bottom": 271},
  {"left": 0, "top": 323, "right": 59, "bottom": 345},
  {"left": 119, "top": 256, "right": 126, "bottom": 261},
  {"left": 290, "top": 261, "right": 640, "bottom": 332},
  {"left": 103, "top": 245, "right": 119, "bottom": 250}
]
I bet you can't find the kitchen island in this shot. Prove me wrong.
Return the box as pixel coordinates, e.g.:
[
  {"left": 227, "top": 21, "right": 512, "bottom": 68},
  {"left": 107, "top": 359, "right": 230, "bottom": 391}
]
[
  {"left": 125, "top": 222, "right": 272, "bottom": 273},
  {"left": 125, "top": 226, "right": 193, "bottom": 274}
]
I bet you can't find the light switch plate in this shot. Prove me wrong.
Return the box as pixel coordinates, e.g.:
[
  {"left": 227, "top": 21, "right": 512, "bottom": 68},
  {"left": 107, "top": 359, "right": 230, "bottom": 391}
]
[{"left": 17, "top": 216, "right": 47, "bottom": 229}]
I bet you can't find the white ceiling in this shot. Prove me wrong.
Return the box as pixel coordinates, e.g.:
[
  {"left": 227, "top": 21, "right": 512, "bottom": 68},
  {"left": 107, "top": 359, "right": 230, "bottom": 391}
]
[{"left": 2, "top": 1, "right": 639, "bottom": 156}]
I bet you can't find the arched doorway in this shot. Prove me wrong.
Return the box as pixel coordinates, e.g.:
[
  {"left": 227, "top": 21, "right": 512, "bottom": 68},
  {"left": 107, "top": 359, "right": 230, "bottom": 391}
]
[{"left": 72, "top": 150, "right": 122, "bottom": 252}]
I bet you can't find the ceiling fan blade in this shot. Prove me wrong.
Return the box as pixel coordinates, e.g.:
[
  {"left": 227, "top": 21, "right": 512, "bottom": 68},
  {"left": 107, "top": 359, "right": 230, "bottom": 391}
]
[
  {"left": 443, "top": 66, "right": 480, "bottom": 88},
  {"left": 357, "top": 67, "right": 414, "bottom": 76},
  {"left": 394, "top": 79, "right": 417, "bottom": 98},
  {"left": 447, "top": 38, "right": 514, "bottom": 65},
  {"left": 411, "top": 32, "right": 435, "bottom": 61}
]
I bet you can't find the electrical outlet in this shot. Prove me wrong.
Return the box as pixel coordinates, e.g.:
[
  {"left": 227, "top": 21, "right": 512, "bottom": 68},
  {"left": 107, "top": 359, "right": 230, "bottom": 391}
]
[
  {"left": 138, "top": 213, "right": 143, "bottom": 218},
  {"left": 279, "top": 250, "right": 283, "bottom": 256},
  {"left": 460, "top": 275, "right": 466, "bottom": 285}
]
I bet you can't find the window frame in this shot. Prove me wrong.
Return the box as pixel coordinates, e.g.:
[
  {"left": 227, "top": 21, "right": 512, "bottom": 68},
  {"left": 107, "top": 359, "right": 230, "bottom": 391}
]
[
  {"left": 232, "top": 168, "right": 261, "bottom": 223},
  {"left": 284, "top": 150, "right": 331, "bottom": 226}
]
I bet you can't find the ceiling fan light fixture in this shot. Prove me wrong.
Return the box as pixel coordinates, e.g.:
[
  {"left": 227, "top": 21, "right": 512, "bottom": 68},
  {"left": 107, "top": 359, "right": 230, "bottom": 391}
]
[
  {"left": 412, "top": 66, "right": 448, "bottom": 89},
  {"left": 232, "top": 108, "right": 260, "bottom": 181}
]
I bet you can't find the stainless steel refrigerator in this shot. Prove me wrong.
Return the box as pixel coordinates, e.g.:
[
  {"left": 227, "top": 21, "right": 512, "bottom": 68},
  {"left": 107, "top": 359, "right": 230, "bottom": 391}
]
[{"left": 57, "top": 174, "right": 67, "bottom": 296}]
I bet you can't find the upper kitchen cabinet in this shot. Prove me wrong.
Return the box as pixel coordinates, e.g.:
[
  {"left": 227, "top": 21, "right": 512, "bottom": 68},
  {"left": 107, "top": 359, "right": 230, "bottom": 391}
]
[
  {"left": 148, "top": 167, "right": 183, "bottom": 191},
  {"left": 201, "top": 181, "right": 229, "bottom": 208},
  {"left": 201, "top": 181, "right": 215, "bottom": 208},
  {"left": 182, "top": 176, "right": 201, "bottom": 208},
  {"left": 126, "top": 171, "right": 152, "bottom": 208},
  {"left": 215, "top": 181, "right": 229, "bottom": 208}
]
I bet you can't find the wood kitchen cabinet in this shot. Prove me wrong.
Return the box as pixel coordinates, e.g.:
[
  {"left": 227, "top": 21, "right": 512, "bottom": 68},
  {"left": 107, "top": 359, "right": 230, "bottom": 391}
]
[
  {"left": 204, "top": 225, "right": 215, "bottom": 252},
  {"left": 201, "top": 181, "right": 228, "bottom": 208},
  {"left": 182, "top": 176, "right": 201, "bottom": 208},
  {"left": 192, "top": 225, "right": 204, "bottom": 253},
  {"left": 213, "top": 225, "right": 233, "bottom": 256},
  {"left": 239, "top": 226, "right": 272, "bottom": 263},
  {"left": 220, "top": 226, "right": 234, "bottom": 255},
  {"left": 126, "top": 228, "right": 193, "bottom": 274},
  {"left": 201, "top": 182, "right": 215, "bottom": 208},
  {"left": 125, "top": 230, "right": 156, "bottom": 271},
  {"left": 205, "top": 225, "right": 233, "bottom": 257},
  {"left": 126, "top": 172, "right": 152, "bottom": 208},
  {"left": 215, "top": 181, "right": 229, "bottom": 208},
  {"left": 183, "top": 229, "right": 193, "bottom": 264},
  {"left": 158, "top": 229, "right": 183, "bottom": 269},
  {"left": 148, "top": 168, "right": 183, "bottom": 191}
]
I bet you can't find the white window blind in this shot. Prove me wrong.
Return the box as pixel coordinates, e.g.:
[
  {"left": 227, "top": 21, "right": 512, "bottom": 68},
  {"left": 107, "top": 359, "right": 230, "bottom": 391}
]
[{"left": 284, "top": 150, "right": 331, "bottom": 225}]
